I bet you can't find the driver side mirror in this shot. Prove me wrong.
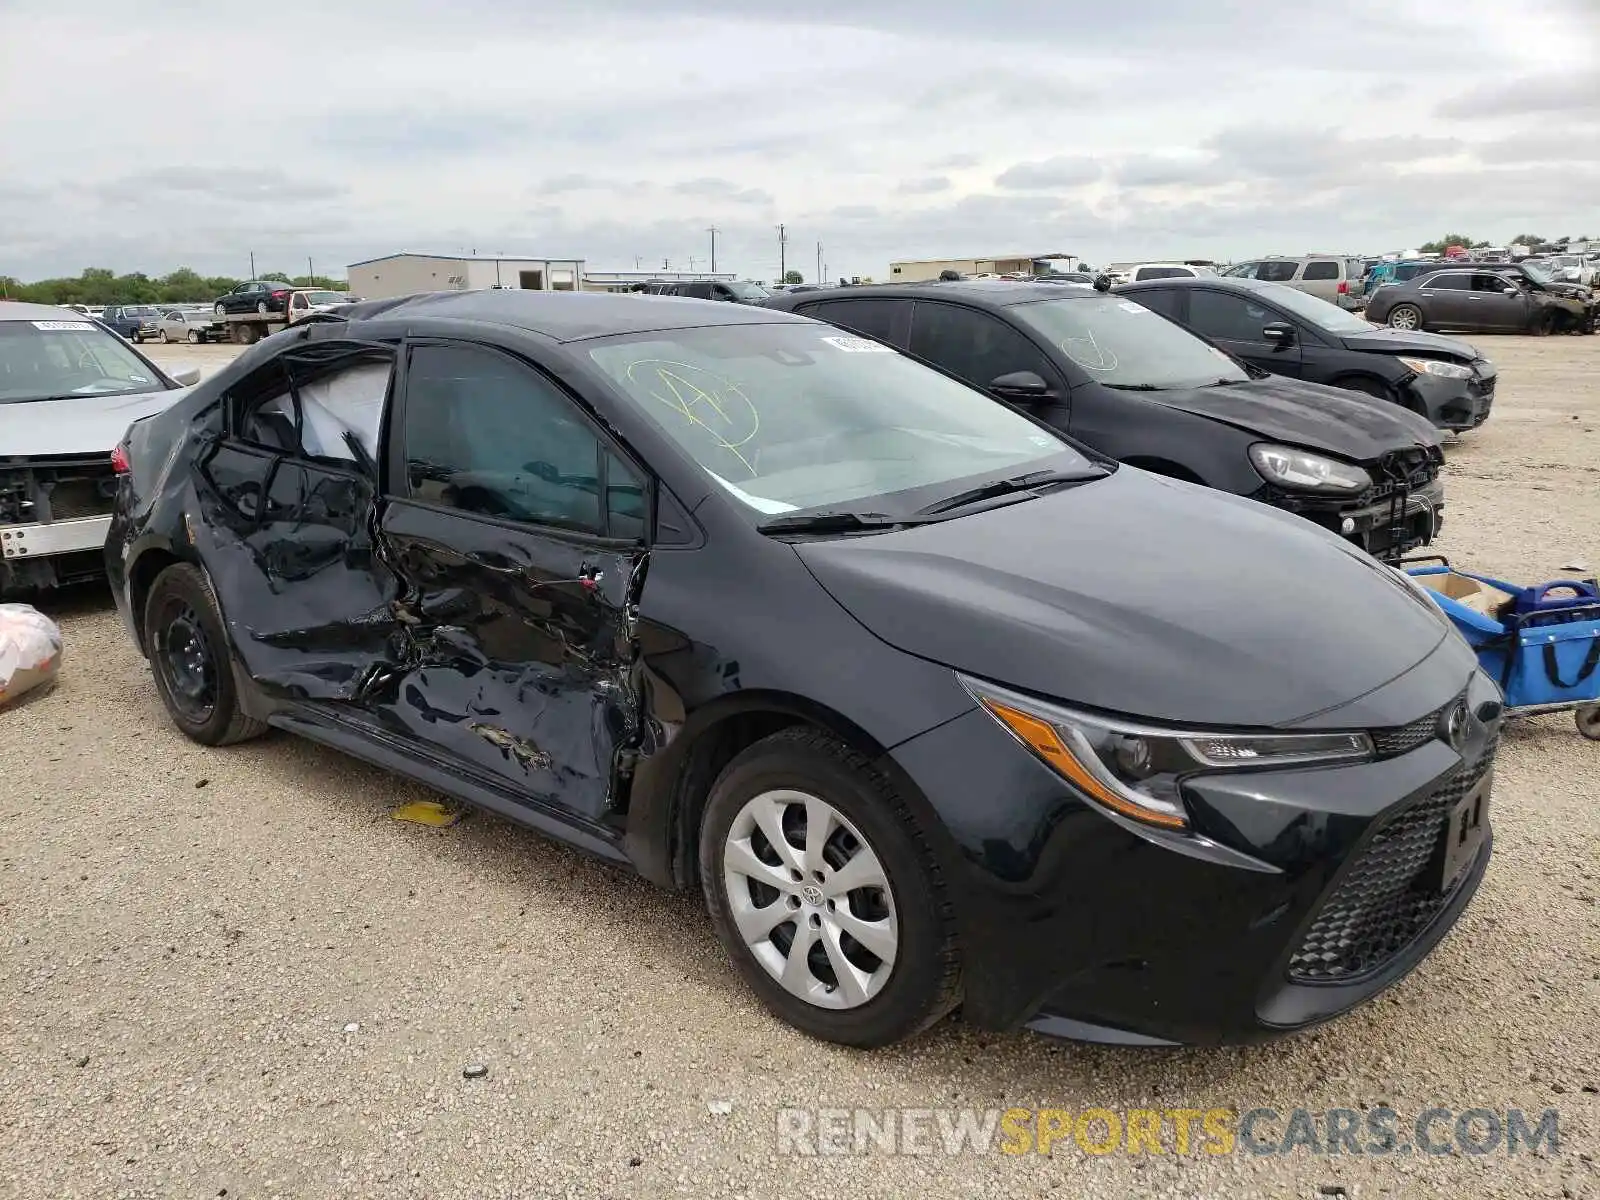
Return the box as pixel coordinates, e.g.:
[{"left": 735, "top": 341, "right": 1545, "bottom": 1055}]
[
  {"left": 988, "top": 371, "right": 1053, "bottom": 402},
  {"left": 1261, "top": 322, "right": 1296, "bottom": 347},
  {"left": 1502, "top": 286, "right": 1519, "bottom": 296},
  {"left": 168, "top": 364, "right": 202, "bottom": 386}
]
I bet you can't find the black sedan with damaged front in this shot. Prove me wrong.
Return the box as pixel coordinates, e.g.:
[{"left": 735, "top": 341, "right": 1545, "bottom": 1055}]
[
  {"left": 107, "top": 290, "right": 1500, "bottom": 1049},
  {"left": 764, "top": 281, "right": 1446, "bottom": 561}
]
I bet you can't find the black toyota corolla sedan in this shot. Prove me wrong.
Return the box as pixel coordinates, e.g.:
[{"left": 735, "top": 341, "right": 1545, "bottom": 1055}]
[
  {"left": 106, "top": 290, "right": 1501, "bottom": 1049},
  {"left": 764, "top": 280, "right": 1447, "bottom": 561}
]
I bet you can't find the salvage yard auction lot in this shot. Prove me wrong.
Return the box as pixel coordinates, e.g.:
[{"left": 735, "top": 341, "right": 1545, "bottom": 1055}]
[{"left": 2, "top": 335, "right": 1597, "bottom": 1198}]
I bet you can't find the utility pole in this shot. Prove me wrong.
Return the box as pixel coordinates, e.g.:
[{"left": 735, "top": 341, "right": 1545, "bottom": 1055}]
[
  {"left": 249, "top": 251, "right": 255, "bottom": 279},
  {"left": 707, "top": 227, "right": 719, "bottom": 273},
  {"left": 689, "top": 256, "right": 702, "bottom": 272},
  {"left": 634, "top": 255, "right": 642, "bottom": 270},
  {"left": 307, "top": 257, "right": 314, "bottom": 284},
  {"left": 816, "top": 242, "right": 823, "bottom": 287},
  {"left": 777, "top": 224, "right": 787, "bottom": 282}
]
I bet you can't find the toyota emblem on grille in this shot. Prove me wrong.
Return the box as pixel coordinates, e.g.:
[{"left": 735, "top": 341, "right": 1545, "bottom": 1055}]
[{"left": 1442, "top": 700, "right": 1470, "bottom": 751}]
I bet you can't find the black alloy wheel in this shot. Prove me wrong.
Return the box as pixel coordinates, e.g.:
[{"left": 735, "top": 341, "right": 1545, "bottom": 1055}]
[{"left": 142, "top": 563, "right": 267, "bottom": 745}]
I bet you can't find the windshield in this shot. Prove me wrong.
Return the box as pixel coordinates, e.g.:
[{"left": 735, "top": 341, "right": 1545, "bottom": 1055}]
[
  {"left": 729, "top": 281, "right": 770, "bottom": 301},
  {"left": 586, "top": 323, "right": 1093, "bottom": 515},
  {"left": 0, "top": 319, "right": 169, "bottom": 403},
  {"left": 301, "top": 291, "right": 346, "bottom": 305},
  {"left": 1010, "top": 295, "right": 1249, "bottom": 389},
  {"left": 1248, "top": 281, "right": 1374, "bottom": 333},
  {"left": 1520, "top": 262, "right": 1555, "bottom": 284}
]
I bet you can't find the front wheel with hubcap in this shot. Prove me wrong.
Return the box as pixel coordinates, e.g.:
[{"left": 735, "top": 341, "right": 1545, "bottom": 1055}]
[
  {"left": 143, "top": 563, "right": 267, "bottom": 746},
  {"left": 700, "top": 727, "right": 959, "bottom": 1047},
  {"left": 187, "top": 329, "right": 201, "bottom": 343},
  {"left": 1388, "top": 304, "right": 1422, "bottom": 331}
]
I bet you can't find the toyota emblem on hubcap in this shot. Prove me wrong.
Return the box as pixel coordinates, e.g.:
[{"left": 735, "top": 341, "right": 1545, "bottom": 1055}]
[{"left": 802, "top": 884, "right": 825, "bottom": 906}]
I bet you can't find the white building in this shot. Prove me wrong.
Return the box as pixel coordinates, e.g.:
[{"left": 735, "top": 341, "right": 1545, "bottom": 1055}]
[{"left": 347, "top": 253, "right": 585, "bottom": 300}]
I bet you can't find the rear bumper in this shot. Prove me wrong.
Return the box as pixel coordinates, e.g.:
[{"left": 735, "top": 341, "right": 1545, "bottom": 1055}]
[{"left": 2, "top": 515, "right": 113, "bottom": 560}]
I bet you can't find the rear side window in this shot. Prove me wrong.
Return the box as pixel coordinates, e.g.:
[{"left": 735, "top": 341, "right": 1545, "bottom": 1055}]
[
  {"left": 799, "top": 299, "right": 901, "bottom": 343},
  {"left": 1223, "top": 262, "right": 1261, "bottom": 278},
  {"left": 402, "top": 342, "right": 643, "bottom": 537},
  {"left": 1257, "top": 261, "right": 1298, "bottom": 283},
  {"left": 1134, "top": 266, "right": 1192, "bottom": 281},
  {"left": 1301, "top": 261, "right": 1339, "bottom": 281},
  {"left": 1418, "top": 273, "right": 1469, "bottom": 290}
]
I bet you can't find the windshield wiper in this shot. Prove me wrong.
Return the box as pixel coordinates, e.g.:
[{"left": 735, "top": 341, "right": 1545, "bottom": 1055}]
[
  {"left": 913, "top": 468, "right": 1101, "bottom": 517},
  {"left": 1100, "top": 382, "right": 1166, "bottom": 391},
  {"left": 757, "top": 510, "right": 919, "bottom": 535}
]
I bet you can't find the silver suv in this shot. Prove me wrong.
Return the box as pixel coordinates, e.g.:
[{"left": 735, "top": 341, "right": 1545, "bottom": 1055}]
[{"left": 1221, "top": 256, "right": 1368, "bottom": 310}]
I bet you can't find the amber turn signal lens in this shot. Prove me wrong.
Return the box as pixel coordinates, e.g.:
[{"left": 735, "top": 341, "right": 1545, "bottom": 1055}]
[{"left": 980, "top": 698, "right": 1189, "bottom": 831}]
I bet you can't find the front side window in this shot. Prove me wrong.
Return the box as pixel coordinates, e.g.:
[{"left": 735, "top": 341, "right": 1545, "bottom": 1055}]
[
  {"left": 1246, "top": 282, "right": 1371, "bottom": 333},
  {"left": 727, "top": 281, "right": 770, "bottom": 302},
  {"left": 1257, "top": 261, "right": 1299, "bottom": 283},
  {"left": 403, "top": 343, "right": 640, "bottom": 535},
  {"left": 586, "top": 323, "right": 1089, "bottom": 515},
  {"left": 908, "top": 302, "right": 1054, "bottom": 390},
  {"left": 1012, "top": 294, "right": 1250, "bottom": 388},
  {"left": 1186, "top": 290, "right": 1275, "bottom": 342},
  {"left": 1472, "top": 273, "right": 1517, "bottom": 293},
  {"left": 0, "top": 320, "right": 170, "bottom": 403},
  {"left": 1301, "top": 261, "right": 1339, "bottom": 281},
  {"left": 1223, "top": 262, "right": 1262, "bottom": 278}
]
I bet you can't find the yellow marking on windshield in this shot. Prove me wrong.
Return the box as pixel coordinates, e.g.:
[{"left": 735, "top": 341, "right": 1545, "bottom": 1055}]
[{"left": 624, "top": 359, "right": 761, "bottom": 477}]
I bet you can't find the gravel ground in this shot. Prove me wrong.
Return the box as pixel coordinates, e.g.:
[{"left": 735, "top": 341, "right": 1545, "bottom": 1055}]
[{"left": 1, "top": 335, "right": 1597, "bottom": 1199}]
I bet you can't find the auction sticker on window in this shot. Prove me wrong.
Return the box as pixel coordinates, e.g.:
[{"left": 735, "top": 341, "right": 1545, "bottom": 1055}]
[
  {"left": 31, "top": 321, "right": 95, "bottom": 331},
  {"left": 820, "top": 335, "right": 892, "bottom": 353}
]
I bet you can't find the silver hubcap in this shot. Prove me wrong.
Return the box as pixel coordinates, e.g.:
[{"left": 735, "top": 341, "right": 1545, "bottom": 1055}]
[
  {"left": 1391, "top": 308, "right": 1418, "bottom": 329},
  {"left": 722, "top": 789, "right": 898, "bottom": 1010}
]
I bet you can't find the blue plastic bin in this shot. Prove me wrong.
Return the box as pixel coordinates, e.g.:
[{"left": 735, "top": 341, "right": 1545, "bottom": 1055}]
[{"left": 1405, "top": 564, "right": 1600, "bottom": 709}]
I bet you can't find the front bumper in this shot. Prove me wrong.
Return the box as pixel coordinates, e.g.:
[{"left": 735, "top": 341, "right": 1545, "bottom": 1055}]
[
  {"left": 1406, "top": 371, "right": 1495, "bottom": 431},
  {"left": 1254, "top": 474, "right": 1444, "bottom": 563},
  {"left": 888, "top": 664, "right": 1501, "bottom": 1045}
]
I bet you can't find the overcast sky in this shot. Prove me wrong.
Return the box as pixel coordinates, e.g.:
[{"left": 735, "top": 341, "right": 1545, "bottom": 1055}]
[{"left": 2, "top": 0, "right": 1596, "bottom": 283}]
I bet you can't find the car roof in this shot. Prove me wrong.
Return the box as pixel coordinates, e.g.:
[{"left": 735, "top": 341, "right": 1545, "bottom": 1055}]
[
  {"left": 770, "top": 280, "right": 1087, "bottom": 309},
  {"left": 1119, "top": 276, "right": 1268, "bottom": 292},
  {"left": 338, "top": 288, "right": 807, "bottom": 342},
  {"left": 0, "top": 300, "right": 110, "bottom": 322}
]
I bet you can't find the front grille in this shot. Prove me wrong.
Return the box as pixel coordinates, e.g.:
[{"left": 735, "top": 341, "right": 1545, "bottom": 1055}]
[
  {"left": 0, "top": 457, "right": 117, "bottom": 524},
  {"left": 1366, "top": 448, "right": 1440, "bottom": 502},
  {"left": 1370, "top": 706, "right": 1445, "bottom": 758},
  {"left": 1286, "top": 732, "right": 1496, "bottom": 984}
]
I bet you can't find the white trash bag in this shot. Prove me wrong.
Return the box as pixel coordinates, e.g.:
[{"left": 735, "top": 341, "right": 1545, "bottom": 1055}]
[{"left": 0, "top": 604, "right": 62, "bottom": 708}]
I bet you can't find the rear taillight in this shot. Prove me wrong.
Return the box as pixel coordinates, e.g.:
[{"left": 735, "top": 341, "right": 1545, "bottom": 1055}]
[
  {"left": 110, "top": 443, "right": 131, "bottom": 475},
  {"left": 1337, "top": 280, "right": 1349, "bottom": 294},
  {"left": 270, "top": 290, "right": 288, "bottom": 299}
]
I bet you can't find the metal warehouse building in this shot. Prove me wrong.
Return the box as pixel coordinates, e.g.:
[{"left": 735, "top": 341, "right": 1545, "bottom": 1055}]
[
  {"left": 347, "top": 253, "right": 585, "bottom": 300},
  {"left": 889, "top": 252, "right": 1078, "bottom": 282}
]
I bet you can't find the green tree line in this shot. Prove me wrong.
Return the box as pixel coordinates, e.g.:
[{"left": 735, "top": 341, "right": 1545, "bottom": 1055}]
[{"left": 0, "top": 267, "right": 348, "bottom": 305}]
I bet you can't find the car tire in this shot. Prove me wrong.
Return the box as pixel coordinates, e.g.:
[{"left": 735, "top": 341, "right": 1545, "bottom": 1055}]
[
  {"left": 187, "top": 330, "right": 201, "bottom": 344},
  {"left": 237, "top": 323, "right": 259, "bottom": 345},
  {"left": 214, "top": 303, "right": 226, "bottom": 317},
  {"left": 143, "top": 563, "right": 268, "bottom": 747},
  {"left": 1387, "top": 304, "right": 1423, "bottom": 331},
  {"left": 155, "top": 330, "right": 168, "bottom": 344},
  {"left": 256, "top": 301, "right": 269, "bottom": 316},
  {"left": 698, "top": 726, "right": 960, "bottom": 1047}
]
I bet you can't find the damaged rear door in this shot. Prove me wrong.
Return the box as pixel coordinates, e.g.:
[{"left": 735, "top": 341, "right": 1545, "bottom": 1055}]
[
  {"left": 193, "top": 337, "right": 400, "bottom": 700},
  {"left": 373, "top": 338, "right": 647, "bottom": 828}
]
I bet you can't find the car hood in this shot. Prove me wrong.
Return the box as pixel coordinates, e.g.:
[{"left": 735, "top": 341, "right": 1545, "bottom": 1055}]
[
  {"left": 796, "top": 467, "right": 1450, "bottom": 728},
  {"left": 1141, "top": 377, "right": 1438, "bottom": 459},
  {"left": 0, "top": 388, "right": 190, "bottom": 457},
  {"left": 1337, "top": 326, "right": 1482, "bottom": 362}
]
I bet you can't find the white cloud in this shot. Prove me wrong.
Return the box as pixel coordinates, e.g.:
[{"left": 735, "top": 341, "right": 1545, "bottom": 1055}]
[{"left": 0, "top": 0, "right": 1595, "bottom": 283}]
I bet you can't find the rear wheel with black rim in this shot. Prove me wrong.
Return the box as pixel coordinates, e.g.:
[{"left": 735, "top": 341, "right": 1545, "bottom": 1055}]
[
  {"left": 143, "top": 563, "right": 267, "bottom": 746},
  {"left": 699, "top": 727, "right": 960, "bottom": 1047}
]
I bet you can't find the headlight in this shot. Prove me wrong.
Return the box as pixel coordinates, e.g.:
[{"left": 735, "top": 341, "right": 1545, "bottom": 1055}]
[
  {"left": 961, "top": 677, "right": 1374, "bottom": 833},
  {"left": 1248, "top": 444, "right": 1371, "bottom": 494},
  {"left": 1397, "top": 357, "right": 1473, "bottom": 380}
]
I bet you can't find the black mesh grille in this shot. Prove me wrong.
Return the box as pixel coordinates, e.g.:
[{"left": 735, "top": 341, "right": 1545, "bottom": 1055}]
[
  {"left": 1369, "top": 694, "right": 1459, "bottom": 759},
  {"left": 1286, "top": 733, "right": 1496, "bottom": 985}
]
